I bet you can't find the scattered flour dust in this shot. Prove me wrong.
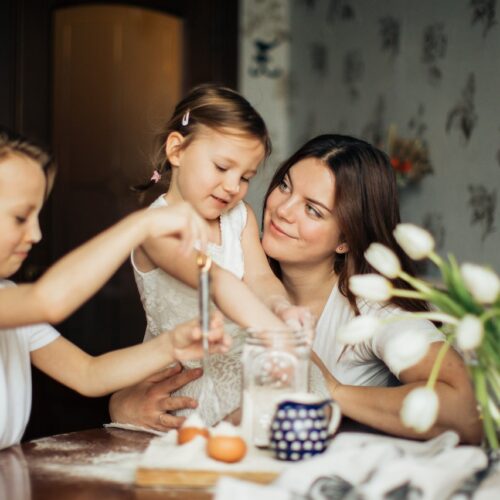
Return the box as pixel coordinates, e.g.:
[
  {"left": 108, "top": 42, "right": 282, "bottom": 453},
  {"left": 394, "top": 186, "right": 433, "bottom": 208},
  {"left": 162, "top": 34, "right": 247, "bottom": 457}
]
[
  {"left": 34, "top": 450, "right": 143, "bottom": 483},
  {"left": 30, "top": 436, "right": 143, "bottom": 484},
  {"left": 31, "top": 436, "right": 87, "bottom": 452}
]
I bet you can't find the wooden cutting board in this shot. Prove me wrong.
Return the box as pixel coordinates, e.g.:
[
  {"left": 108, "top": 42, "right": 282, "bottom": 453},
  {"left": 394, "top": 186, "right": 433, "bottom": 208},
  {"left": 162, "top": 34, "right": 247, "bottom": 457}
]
[{"left": 135, "top": 467, "right": 279, "bottom": 488}]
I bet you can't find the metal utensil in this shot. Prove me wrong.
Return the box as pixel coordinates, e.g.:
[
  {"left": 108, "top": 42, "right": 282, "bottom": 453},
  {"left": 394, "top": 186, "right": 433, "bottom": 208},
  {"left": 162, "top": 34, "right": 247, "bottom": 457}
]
[
  {"left": 197, "top": 252, "right": 212, "bottom": 359},
  {"left": 196, "top": 252, "right": 220, "bottom": 419}
]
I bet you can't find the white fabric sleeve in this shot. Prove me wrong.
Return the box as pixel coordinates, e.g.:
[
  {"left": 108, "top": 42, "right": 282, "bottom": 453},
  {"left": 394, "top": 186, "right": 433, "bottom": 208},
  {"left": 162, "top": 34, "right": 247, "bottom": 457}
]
[
  {"left": 369, "top": 315, "right": 444, "bottom": 379},
  {"left": 229, "top": 200, "right": 248, "bottom": 234},
  {"left": 27, "top": 323, "right": 60, "bottom": 352},
  {"left": 0, "top": 280, "right": 59, "bottom": 351}
]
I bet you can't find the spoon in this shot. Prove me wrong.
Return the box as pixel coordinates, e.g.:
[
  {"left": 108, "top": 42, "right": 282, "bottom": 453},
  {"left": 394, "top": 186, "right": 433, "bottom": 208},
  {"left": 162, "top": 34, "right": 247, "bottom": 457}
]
[{"left": 196, "top": 252, "right": 220, "bottom": 420}]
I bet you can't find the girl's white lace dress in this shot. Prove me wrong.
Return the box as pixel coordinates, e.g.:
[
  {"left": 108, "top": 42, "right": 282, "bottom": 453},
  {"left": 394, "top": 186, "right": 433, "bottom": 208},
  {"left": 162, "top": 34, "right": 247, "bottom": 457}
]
[{"left": 132, "top": 195, "right": 247, "bottom": 426}]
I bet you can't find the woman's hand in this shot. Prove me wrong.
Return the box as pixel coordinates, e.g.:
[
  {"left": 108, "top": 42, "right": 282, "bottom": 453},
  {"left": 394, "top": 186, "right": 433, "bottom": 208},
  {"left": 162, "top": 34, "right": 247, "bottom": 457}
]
[
  {"left": 167, "top": 311, "right": 231, "bottom": 361},
  {"left": 109, "top": 364, "right": 203, "bottom": 431},
  {"left": 145, "top": 201, "right": 209, "bottom": 255}
]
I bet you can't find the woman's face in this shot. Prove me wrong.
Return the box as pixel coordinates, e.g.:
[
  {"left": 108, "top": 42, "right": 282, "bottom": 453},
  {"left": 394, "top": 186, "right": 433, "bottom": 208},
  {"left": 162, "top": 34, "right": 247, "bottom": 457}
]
[
  {"left": 262, "top": 157, "right": 344, "bottom": 268},
  {"left": 0, "top": 154, "right": 45, "bottom": 278}
]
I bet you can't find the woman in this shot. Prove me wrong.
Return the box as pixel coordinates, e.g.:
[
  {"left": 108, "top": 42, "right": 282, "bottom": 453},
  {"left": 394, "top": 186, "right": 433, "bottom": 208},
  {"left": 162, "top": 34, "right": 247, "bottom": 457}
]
[
  {"left": 260, "top": 134, "right": 481, "bottom": 443},
  {"left": 111, "top": 134, "right": 481, "bottom": 443}
]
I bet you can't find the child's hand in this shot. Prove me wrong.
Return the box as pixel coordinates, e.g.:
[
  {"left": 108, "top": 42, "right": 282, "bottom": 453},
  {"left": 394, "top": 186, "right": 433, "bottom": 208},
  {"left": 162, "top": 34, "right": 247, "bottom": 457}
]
[
  {"left": 168, "top": 311, "right": 231, "bottom": 361},
  {"left": 146, "top": 201, "right": 209, "bottom": 255}
]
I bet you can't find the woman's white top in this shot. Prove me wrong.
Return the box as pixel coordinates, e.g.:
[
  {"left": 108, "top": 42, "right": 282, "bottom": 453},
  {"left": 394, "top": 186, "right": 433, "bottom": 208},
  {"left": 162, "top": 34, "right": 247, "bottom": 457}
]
[
  {"left": 313, "top": 283, "right": 444, "bottom": 387},
  {"left": 0, "top": 280, "right": 59, "bottom": 450},
  {"left": 132, "top": 196, "right": 247, "bottom": 425}
]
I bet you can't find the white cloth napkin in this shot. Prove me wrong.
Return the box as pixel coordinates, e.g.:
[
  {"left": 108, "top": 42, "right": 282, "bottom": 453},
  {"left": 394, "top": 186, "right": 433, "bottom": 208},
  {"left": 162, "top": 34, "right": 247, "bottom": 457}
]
[
  {"left": 139, "top": 430, "right": 287, "bottom": 474},
  {"left": 215, "top": 431, "right": 488, "bottom": 500}
]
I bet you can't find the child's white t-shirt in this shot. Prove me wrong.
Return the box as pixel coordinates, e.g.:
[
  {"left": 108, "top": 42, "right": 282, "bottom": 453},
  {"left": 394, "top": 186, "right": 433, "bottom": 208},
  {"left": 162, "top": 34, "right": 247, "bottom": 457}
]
[
  {"left": 132, "top": 196, "right": 247, "bottom": 426},
  {"left": 0, "top": 279, "right": 59, "bottom": 450},
  {"left": 313, "top": 283, "right": 444, "bottom": 387}
]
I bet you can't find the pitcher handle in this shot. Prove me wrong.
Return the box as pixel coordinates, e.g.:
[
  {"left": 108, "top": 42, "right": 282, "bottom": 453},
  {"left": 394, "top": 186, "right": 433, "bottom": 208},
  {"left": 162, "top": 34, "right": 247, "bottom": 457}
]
[{"left": 324, "top": 399, "right": 342, "bottom": 436}]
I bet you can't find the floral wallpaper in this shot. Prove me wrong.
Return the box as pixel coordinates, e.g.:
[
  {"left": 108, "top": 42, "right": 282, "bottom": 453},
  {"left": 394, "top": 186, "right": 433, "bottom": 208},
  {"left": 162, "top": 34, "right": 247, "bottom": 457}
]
[{"left": 285, "top": 0, "right": 500, "bottom": 273}]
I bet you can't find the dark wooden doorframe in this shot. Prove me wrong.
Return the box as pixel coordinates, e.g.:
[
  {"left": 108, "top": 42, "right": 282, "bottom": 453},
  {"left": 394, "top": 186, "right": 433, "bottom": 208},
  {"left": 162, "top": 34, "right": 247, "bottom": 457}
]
[
  {"left": 1, "top": 0, "right": 238, "bottom": 440},
  {"left": 2, "top": 0, "right": 238, "bottom": 151}
]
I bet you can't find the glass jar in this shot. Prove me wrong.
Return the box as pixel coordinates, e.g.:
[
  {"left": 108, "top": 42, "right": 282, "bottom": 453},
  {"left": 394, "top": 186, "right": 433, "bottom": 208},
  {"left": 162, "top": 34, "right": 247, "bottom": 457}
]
[{"left": 240, "top": 328, "right": 311, "bottom": 447}]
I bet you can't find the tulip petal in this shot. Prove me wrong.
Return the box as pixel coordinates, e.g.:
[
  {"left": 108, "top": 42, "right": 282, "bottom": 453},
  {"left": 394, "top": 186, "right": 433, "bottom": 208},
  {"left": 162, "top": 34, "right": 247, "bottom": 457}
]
[
  {"left": 394, "top": 223, "right": 435, "bottom": 260},
  {"left": 349, "top": 274, "right": 393, "bottom": 302},
  {"left": 337, "top": 315, "right": 382, "bottom": 345},
  {"left": 364, "top": 243, "right": 401, "bottom": 279},
  {"left": 400, "top": 387, "right": 439, "bottom": 433},
  {"left": 456, "top": 315, "right": 484, "bottom": 351},
  {"left": 461, "top": 263, "right": 500, "bottom": 304}
]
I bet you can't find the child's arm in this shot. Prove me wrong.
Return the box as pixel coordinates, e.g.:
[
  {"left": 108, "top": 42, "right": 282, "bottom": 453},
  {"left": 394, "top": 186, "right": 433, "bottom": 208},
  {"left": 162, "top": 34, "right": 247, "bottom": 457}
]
[
  {"left": 240, "top": 204, "right": 313, "bottom": 328},
  {"left": 30, "top": 314, "right": 229, "bottom": 397},
  {"left": 137, "top": 223, "right": 287, "bottom": 330},
  {"left": 0, "top": 202, "right": 207, "bottom": 329}
]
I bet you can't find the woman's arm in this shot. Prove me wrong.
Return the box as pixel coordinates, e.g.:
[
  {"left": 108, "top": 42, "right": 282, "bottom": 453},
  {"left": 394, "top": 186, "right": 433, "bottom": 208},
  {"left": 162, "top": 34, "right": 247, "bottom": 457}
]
[
  {"left": 313, "top": 344, "right": 482, "bottom": 444},
  {"left": 31, "top": 314, "right": 229, "bottom": 397},
  {"left": 137, "top": 217, "right": 286, "bottom": 330},
  {"left": 0, "top": 203, "right": 207, "bottom": 328},
  {"left": 109, "top": 364, "right": 203, "bottom": 430}
]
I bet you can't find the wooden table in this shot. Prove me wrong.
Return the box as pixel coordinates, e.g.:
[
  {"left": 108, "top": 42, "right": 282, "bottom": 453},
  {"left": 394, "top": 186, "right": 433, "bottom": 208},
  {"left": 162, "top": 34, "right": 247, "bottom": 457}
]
[
  {"left": 2, "top": 428, "right": 211, "bottom": 500},
  {"left": 1, "top": 419, "right": 379, "bottom": 500}
]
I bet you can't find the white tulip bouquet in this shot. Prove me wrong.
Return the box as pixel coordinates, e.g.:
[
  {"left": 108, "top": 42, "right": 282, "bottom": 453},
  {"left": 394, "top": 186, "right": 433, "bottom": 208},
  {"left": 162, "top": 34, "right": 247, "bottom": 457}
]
[{"left": 342, "top": 223, "right": 500, "bottom": 449}]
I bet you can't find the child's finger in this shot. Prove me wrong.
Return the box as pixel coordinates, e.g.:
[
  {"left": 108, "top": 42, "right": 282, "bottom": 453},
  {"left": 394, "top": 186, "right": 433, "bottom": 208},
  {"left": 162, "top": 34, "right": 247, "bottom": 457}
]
[
  {"left": 191, "top": 326, "right": 202, "bottom": 340},
  {"left": 285, "top": 318, "right": 302, "bottom": 330},
  {"left": 210, "top": 310, "right": 224, "bottom": 327}
]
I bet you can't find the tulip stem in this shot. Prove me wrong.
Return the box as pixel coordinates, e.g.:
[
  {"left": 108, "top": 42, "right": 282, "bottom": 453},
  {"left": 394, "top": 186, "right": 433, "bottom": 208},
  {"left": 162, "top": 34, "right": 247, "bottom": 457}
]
[
  {"left": 392, "top": 289, "right": 426, "bottom": 299},
  {"left": 473, "top": 367, "right": 499, "bottom": 450},
  {"left": 427, "top": 340, "right": 451, "bottom": 389},
  {"left": 383, "top": 312, "right": 459, "bottom": 325},
  {"left": 399, "top": 271, "right": 434, "bottom": 294},
  {"left": 480, "top": 308, "right": 500, "bottom": 323},
  {"left": 428, "top": 251, "right": 444, "bottom": 269}
]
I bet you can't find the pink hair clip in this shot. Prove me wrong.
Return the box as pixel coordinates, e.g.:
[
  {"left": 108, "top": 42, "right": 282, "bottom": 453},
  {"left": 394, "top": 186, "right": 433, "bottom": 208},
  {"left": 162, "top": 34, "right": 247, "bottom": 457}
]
[
  {"left": 150, "top": 170, "right": 161, "bottom": 183},
  {"left": 181, "top": 110, "right": 190, "bottom": 126}
]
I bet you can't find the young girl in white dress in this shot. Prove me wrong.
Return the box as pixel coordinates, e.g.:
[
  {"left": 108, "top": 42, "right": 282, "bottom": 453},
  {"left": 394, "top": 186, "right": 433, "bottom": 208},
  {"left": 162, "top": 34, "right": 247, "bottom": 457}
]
[
  {"left": 131, "top": 84, "right": 311, "bottom": 426},
  {"left": 0, "top": 127, "right": 229, "bottom": 450}
]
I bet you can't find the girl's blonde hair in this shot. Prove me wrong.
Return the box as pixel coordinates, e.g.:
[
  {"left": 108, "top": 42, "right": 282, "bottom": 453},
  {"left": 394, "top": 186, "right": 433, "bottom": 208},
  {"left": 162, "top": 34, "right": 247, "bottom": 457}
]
[
  {"left": 0, "top": 127, "right": 57, "bottom": 199},
  {"left": 135, "top": 83, "right": 272, "bottom": 191}
]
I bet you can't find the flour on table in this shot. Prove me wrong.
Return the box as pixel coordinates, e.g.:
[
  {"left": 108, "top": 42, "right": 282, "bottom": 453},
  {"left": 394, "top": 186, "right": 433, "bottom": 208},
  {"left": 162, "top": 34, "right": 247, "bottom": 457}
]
[{"left": 32, "top": 450, "right": 142, "bottom": 484}]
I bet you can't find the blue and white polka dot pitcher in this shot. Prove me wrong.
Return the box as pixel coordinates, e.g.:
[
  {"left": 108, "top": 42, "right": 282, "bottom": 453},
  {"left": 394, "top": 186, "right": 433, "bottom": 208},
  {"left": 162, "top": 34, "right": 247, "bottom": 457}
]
[{"left": 269, "top": 393, "right": 341, "bottom": 461}]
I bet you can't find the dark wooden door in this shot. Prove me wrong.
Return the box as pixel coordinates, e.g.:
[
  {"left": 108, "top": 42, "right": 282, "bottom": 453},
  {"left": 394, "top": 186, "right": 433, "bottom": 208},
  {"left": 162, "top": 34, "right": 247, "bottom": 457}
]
[{"left": 0, "top": 0, "right": 238, "bottom": 440}]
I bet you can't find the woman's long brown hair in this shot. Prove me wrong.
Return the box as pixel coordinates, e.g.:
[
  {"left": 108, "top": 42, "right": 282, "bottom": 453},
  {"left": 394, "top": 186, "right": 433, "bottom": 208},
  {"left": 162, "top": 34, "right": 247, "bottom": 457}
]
[{"left": 263, "top": 134, "right": 429, "bottom": 314}]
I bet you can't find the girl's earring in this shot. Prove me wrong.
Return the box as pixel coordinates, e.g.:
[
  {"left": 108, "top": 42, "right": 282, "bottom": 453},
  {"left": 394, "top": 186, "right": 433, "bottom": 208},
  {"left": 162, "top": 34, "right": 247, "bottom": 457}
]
[
  {"left": 182, "top": 110, "right": 190, "bottom": 126},
  {"left": 336, "top": 243, "right": 348, "bottom": 254}
]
